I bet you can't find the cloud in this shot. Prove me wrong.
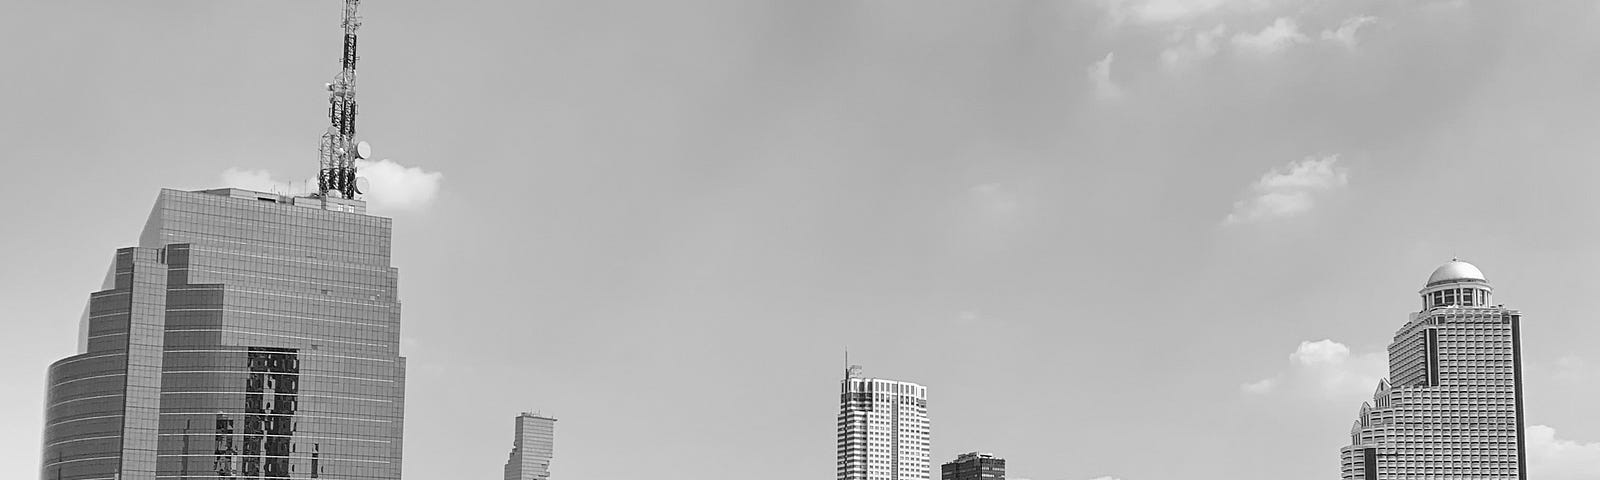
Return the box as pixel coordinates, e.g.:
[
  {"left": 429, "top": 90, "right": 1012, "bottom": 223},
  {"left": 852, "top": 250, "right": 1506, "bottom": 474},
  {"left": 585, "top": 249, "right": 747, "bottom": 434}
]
[
  {"left": 1231, "top": 17, "right": 1310, "bottom": 54},
  {"left": 217, "top": 159, "right": 443, "bottom": 214},
  {"left": 1223, "top": 154, "right": 1348, "bottom": 224},
  {"left": 1161, "top": 24, "right": 1229, "bottom": 70},
  {"left": 1321, "top": 16, "right": 1379, "bottom": 48},
  {"left": 1087, "top": 52, "right": 1124, "bottom": 100},
  {"left": 1240, "top": 378, "right": 1276, "bottom": 395},
  {"left": 1097, "top": 0, "right": 1266, "bottom": 26},
  {"left": 970, "top": 183, "right": 1020, "bottom": 216},
  {"left": 219, "top": 168, "right": 305, "bottom": 195},
  {"left": 1528, "top": 425, "right": 1600, "bottom": 480},
  {"left": 1243, "top": 339, "right": 1386, "bottom": 400},
  {"left": 355, "top": 159, "right": 444, "bottom": 213}
]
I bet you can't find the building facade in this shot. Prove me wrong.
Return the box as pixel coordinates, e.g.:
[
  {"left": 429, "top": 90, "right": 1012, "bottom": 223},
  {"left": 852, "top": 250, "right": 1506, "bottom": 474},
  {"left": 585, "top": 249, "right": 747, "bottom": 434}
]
[
  {"left": 837, "top": 365, "right": 930, "bottom": 480},
  {"left": 504, "top": 412, "right": 557, "bottom": 480},
  {"left": 940, "top": 452, "right": 1004, "bottom": 480},
  {"left": 1339, "top": 260, "right": 1526, "bottom": 479},
  {"left": 41, "top": 188, "right": 407, "bottom": 480}
]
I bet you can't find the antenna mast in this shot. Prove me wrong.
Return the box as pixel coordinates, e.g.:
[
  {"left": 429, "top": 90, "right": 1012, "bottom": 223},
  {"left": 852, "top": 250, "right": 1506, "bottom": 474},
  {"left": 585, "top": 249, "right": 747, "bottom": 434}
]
[{"left": 317, "top": 0, "right": 369, "bottom": 199}]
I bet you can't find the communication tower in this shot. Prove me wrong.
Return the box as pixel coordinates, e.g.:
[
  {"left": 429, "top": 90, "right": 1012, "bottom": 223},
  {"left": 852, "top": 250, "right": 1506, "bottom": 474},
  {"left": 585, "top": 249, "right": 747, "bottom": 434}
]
[{"left": 317, "top": 0, "right": 372, "bottom": 199}]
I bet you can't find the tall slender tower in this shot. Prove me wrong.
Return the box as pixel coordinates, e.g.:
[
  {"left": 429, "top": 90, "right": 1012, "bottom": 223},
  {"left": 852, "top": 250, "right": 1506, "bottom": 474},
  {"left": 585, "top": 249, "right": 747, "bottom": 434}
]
[
  {"left": 838, "top": 365, "right": 931, "bottom": 480},
  {"left": 504, "top": 412, "right": 558, "bottom": 480},
  {"left": 1339, "top": 260, "right": 1527, "bottom": 479},
  {"left": 318, "top": 0, "right": 371, "bottom": 199}
]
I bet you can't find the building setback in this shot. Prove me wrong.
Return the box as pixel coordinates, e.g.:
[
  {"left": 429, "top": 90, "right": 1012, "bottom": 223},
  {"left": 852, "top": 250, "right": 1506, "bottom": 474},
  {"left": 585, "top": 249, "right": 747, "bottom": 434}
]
[
  {"left": 837, "top": 365, "right": 930, "bottom": 480},
  {"left": 941, "top": 452, "right": 1004, "bottom": 480},
  {"left": 1339, "top": 260, "right": 1527, "bottom": 479},
  {"left": 505, "top": 412, "right": 557, "bottom": 480},
  {"left": 40, "top": 188, "right": 407, "bottom": 480}
]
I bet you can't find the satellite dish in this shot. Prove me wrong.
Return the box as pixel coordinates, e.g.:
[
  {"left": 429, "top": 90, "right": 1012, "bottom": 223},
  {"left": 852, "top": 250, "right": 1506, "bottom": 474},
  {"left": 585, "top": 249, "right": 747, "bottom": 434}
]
[
  {"left": 355, "top": 141, "right": 372, "bottom": 160},
  {"left": 356, "top": 177, "right": 371, "bottom": 194}
]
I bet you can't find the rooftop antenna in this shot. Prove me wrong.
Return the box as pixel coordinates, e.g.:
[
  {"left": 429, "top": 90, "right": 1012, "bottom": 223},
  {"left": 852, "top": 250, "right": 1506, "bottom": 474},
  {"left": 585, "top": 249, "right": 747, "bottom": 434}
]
[{"left": 317, "top": 0, "right": 373, "bottom": 199}]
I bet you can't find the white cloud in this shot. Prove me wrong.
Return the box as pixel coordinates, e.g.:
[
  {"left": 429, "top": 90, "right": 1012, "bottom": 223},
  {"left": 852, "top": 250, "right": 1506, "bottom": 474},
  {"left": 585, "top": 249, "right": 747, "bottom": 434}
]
[
  {"left": 1161, "top": 24, "right": 1229, "bottom": 70},
  {"left": 218, "top": 159, "right": 442, "bottom": 214},
  {"left": 1097, "top": 0, "right": 1269, "bottom": 26},
  {"left": 1223, "top": 154, "right": 1348, "bottom": 224},
  {"left": 219, "top": 168, "right": 307, "bottom": 195},
  {"left": 1240, "top": 377, "right": 1277, "bottom": 395},
  {"left": 355, "top": 159, "right": 443, "bottom": 213},
  {"left": 970, "top": 183, "right": 1020, "bottom": 216},
  {"left": 1231, "top": 17, "right": 1310, "bottom": 54},
  {"left": 1321, "top": 16, "right": 1379, "bottom": 48},
  {"left": 1243, "top": 339, "right": 1386, "bottom": 400},
  {"left": 1087, "top": 52, "right": 1123, "bottom": 100},
  {"left": 1529, "top": 425, "right": 1600, "bottom": 480}
]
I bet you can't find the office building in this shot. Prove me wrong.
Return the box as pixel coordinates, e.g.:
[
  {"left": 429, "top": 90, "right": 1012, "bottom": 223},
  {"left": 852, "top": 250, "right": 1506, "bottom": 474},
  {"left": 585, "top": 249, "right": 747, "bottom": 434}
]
[
  {"left": 1339, "top": 259, "right": 1527, "bottom": 479},
  {"left": 504, "top": 412, "right": 557, "bottom": 480},
  {"left": 40, "top": 188, "right": 407, "bottom": 480},
  {"left": 837, "top": 365, "right": 930, "bottom": 480},
  {"left": 941, "top": 452, "right": 1004, "bottom": 480}
]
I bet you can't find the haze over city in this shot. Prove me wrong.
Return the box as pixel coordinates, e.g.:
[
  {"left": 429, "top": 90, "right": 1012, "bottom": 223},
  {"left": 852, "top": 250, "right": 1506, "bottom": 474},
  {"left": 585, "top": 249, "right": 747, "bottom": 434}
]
[{"left": 4, "top": 1, "right": 1600, "bottom": 479}]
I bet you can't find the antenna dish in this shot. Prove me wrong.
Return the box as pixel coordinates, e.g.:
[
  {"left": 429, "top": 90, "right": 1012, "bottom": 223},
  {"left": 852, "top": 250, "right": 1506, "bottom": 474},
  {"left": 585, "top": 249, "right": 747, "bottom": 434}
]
[
  {"left": 355, "top": 177, "right": 371, "bottom": 194},
  {"left": 355, "top": 141, "right": 372, "bottom": 160}
]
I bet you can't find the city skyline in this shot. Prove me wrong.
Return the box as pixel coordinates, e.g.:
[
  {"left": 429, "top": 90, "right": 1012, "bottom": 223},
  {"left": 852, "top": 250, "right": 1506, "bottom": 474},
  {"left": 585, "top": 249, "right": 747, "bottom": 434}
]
[{"left": 6, "top": 1, "right": 1600, "bottom": 480}]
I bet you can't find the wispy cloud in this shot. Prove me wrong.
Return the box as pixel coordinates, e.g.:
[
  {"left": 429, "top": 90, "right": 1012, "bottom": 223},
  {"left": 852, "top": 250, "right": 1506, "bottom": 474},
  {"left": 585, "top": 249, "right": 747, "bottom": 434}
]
[
  {"left": 1529, "top": 425, "right": 1600, "bottom": 480},
  {"left": 1161, "top": 25, "right": 1229, "bottom": 70},
  {"left": 1321, "top": 16, "right": 1379, "bottom": 49},
  {"left": 1231, "top": 17, "right": 1310, "bottom": 54},
  {"left": 1242, "top": 339, "right": 1385, "bottom": 400},
  {"left": 1223, "top": 154, "right": 1348, "bottom": 225},
  {"left": 219, "top": 168, "right": 312, "bottom": 196},
  {"left": 1087, "top": 52, "right": 1124, "bottom": 100},
  {"left": 970, "top": 183, "right": 1020, "bottom": 216},
  {"left": 1097, "top": 0, "right": 1267, "bottom": 26}
]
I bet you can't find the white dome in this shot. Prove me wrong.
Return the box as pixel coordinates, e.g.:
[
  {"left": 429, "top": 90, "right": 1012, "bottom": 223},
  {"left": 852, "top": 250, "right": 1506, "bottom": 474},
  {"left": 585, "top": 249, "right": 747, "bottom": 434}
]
[{"left": 1426, "top": 260, "right": 1486, "bottom": 286}]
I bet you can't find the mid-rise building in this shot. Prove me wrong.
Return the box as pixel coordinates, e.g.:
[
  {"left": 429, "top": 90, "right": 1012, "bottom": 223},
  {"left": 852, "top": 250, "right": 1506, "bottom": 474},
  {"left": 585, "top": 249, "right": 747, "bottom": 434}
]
[
  {"left": 837, "top": 365, "right": 930, "bottom": 480},
  {"left": 1338, "top": 260, "right": 1527, "bottom": 479},
  {"left": 40, "top": 188, "right": 407, "bottom": 480},
  {"left": 504, "top": 412, "right": 557, "bottom": 480},
  {"left": 941, "top": 452, "right": 1004, "bottom": 480}
]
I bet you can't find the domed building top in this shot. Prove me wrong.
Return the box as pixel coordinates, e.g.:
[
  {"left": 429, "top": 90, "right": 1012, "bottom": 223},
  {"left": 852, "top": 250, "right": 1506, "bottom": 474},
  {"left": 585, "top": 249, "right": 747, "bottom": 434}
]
[{"left": 1426, "top": 259, "right": 1487, "bottom": 286}]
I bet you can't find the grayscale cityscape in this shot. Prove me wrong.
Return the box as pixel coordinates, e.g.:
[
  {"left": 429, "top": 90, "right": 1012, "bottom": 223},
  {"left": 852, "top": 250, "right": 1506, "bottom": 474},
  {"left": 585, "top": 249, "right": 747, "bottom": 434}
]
[{"left": 2, "top": 1, "right": 1598, "bottom": 480}]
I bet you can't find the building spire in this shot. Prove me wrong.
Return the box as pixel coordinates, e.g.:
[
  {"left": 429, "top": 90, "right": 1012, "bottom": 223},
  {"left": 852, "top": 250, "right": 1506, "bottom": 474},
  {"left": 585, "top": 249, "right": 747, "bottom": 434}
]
[{"left": 317, "top": 0, "right": 370, "bottom": 199}]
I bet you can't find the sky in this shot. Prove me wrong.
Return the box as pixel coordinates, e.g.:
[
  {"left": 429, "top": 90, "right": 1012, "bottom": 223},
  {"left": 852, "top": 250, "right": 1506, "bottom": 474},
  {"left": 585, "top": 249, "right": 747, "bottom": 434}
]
[{"left": 3, "top": 1, "right": 1600, "bottom": 479}]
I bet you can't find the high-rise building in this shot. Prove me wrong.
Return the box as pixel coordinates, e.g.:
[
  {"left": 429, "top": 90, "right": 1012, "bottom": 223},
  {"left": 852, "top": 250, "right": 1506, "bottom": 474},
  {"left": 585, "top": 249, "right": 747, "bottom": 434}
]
[
  {"left": 40, "top": 188, "right": 407, "bottom": 480},
  {"left": 1339, "top": 259, "right": 1527, "bottom": 479},
  {"left": 504, "top": 412, "right": 557, "bottom": 480},
  {"left": 837, "top": 365, "right": 930, "bottom": 480},
  {"left": 940, "top": 452, "right": 1004, "bottom": 480}
]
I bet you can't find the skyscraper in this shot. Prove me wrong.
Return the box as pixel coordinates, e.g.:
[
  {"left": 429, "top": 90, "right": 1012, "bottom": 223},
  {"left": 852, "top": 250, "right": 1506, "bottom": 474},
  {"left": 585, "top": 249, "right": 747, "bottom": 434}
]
[
  {"left": 1339, "top": 260, "right": 1527, "bottom": 479},
  {"left": 40, "top": 188, "right": 407, "bottom": 480},
  {"left": 504, "top": 412, "right": 557, "bottom": 480},
  {"left": 940, "top": 452, "right": 1005, "bottom": 480},
  {"left": 837, "top": 365, "right": 930, "bottom": 480}
]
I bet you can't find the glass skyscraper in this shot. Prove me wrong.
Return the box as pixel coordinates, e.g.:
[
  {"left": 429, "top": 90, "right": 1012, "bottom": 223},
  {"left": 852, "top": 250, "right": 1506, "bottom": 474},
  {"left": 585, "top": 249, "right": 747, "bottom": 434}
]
[
  {"left": 1339, "top": 260, "right": 1526, "bottom": 479},
  {"left": 837, "top": 365, "right": 930, "bottom": 480},
  {"left": 41, "top": 188, "right": 407, "bottom": 480},
  {"left": 504, "top": 412, "right": 557, "bottom": 480}
]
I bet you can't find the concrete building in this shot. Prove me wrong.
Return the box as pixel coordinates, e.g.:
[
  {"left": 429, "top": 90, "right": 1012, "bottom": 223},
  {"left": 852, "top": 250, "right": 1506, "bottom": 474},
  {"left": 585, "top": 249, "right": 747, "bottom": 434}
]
[
  {"left": 504, "top": 412, "right": 557, "bottom": 480},
  {"left": 40, "top": 188, "right": 407, "bottom": 480},
  {"left": 1339, "top": 260, "right": 1527, "bottom": 479},
  {"left": 940, "top": 452, "right": 1004, "bottom": 480},
  {"left": 837, "top": 365, "right": 930, "bottom": 480}
]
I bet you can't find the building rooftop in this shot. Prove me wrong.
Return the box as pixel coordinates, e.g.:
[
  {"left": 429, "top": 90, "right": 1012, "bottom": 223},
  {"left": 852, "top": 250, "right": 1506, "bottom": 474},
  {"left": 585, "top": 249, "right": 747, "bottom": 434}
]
[{"left": 1426, "top": 259, "right": 1486, "bottom": 286}]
